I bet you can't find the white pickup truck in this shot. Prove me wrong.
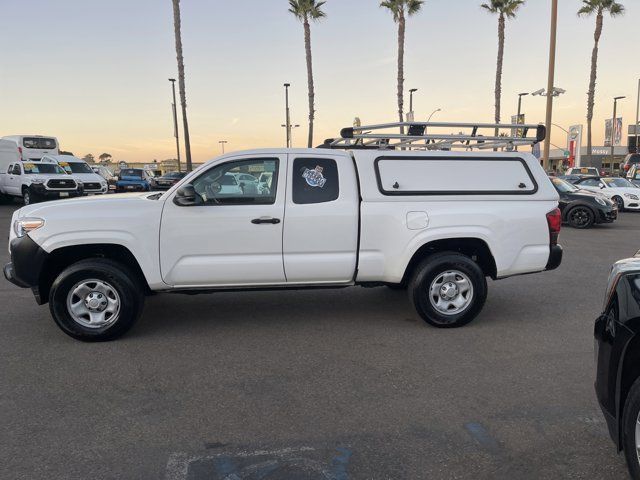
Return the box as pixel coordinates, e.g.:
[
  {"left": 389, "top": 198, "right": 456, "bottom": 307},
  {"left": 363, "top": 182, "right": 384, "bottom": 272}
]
[{"left": 3, "top": 123, "right": 563, "bottom": 341}]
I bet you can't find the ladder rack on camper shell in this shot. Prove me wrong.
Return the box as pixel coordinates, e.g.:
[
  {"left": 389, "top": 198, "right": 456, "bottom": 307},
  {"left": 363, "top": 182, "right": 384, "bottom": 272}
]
[{"left": 322, "top": 121, "right": 547, "bottom": 151}]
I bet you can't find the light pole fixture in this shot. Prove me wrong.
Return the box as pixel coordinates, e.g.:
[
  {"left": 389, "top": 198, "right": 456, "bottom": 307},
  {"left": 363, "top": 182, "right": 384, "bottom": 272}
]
[
  {"left": 281, "top": 124, "right": 300, "bottom": 146},
  {"left": 283, "top": 83, "right": 292, "bottom": 148},
  {"left": 168, "top": 78, "right": 181, "bottom": 172},
  {"left": 409, "top": 88, "right": 418, "bottom": 116},
  {"left": 218, "top": 140, "right": 228, "bottom": 154},
  {"left": 610, "top": 96, "right": 626, "bottom": 173},
  {"left": 427, "top": 108, "right": 441, "bottom": 122},
  {"left": 551, "top": 123, "right": 569, "bottom": 134}
]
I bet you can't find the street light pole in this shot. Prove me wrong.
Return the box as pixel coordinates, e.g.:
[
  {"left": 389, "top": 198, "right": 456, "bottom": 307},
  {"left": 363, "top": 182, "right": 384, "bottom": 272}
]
[
  {"left": 169, "top": 78, "right": 181, "bottom": 172},
  {"left": 427, "top": 108, "right": 441, "bottom": 122},
  {"left": 409, "top": 88, "right": 418, "bottom": 119},
  {"left": 543, "top": 0, "right": 558, "bottom": 171},
  {"left": 219, "top": 140, "right": 228, "bottom": 154},
  {"left": 635, "top": 79, "right": 640, "bottom": 154},
  {"left": 284, "top": 83, "right": 291, "bottom": 148},
  {"left": 515, "top": 93, "right": 529, "bottom": 151},
  {"left": 611, "top": 96, "right": 625, "bottom": 174}
]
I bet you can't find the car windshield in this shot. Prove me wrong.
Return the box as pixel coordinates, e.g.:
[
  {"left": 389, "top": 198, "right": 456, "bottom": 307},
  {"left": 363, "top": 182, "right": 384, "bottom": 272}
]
[
  {"left": 165, "top": 172, "right": 184, "bottom": 178},
  {"left": 22, "top": 137, "right": 57, "bottom": 150},
  {"left": 64, "top": 162, "right": 93, "bottom": 174},
  {"left": 603, "top": 178, "right": 634, "bottom": 188},
  {"left": 23, "top": 163, "right": 66, "bottom": 174},
  {"left": 552, "top": 178, "right": 578, "bottom": 193},
  {"left": 120, "top": 169, "right": 143, "bottom": 178}
]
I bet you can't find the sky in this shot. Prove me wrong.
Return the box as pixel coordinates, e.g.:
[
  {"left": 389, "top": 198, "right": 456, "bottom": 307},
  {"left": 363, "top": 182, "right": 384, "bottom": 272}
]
[{"left": 0, "top": 0, "right": 637, "bottom": 163}]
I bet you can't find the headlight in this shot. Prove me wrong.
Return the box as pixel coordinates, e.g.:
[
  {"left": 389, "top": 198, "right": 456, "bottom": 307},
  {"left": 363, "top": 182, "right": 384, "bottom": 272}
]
[
  {"left": 13, "top": 218, "right": 45, "bottom": 238},
  {"left": 29, "top": 178, "right": 44, "bottom": 185},
  {"left": 624, "top": 194, "right": 639, "bottom": 200},
  {"left": 595, "top": 196, "right": 606, "bottom": 206}
]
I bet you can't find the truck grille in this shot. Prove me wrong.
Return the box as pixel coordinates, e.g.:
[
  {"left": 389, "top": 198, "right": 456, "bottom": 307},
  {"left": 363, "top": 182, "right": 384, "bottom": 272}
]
[
  {"left": 46, "top": 179, "right": 77, "bottom": 190},
  {"left": 83, "top": 182, "right": 102, "bottom": 191}
]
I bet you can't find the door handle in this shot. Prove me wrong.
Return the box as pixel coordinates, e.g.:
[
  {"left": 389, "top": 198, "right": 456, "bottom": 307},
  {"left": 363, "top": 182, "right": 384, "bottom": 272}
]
[{"left": 251, "top": 217, "right": 281, "bottom": 225}]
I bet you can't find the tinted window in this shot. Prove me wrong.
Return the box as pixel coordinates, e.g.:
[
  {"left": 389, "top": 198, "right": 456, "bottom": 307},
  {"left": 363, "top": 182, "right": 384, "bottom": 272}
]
[
  {"left": 192, "top": 158, "right": 278, "bottom": 205},
  {"left": 23, "top": 163, "right": 65, "bottom": 174},
  {"left": 7, "top": 164, "right": 13, "bottom": 174},
  {"left": 578, "top": 178, "right": 600, "bottom": 187},
  {"left": 12, "top": 164, "right": 21, "bottom": 175},
  {"left": 552, "top": 178, "right": 577, "bottom": 193},
  {"left": 22, "top": 137, "right": 56, "bottom": 149},
  {"left": 120, "top": 169, "right": 143, "bottom": 178},
  {"left": 292, "top": 158, "right": 339, "bottom": 205},
  {"left": 65, "top": 162, "right": 93, "bottom": 174}
]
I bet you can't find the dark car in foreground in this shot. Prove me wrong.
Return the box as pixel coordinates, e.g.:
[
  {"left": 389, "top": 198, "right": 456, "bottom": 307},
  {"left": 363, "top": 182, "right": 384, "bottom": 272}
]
[
  {"left": 595, "top": 253, "right": 640, "bottom": 479},
  {"left": 551, "top": 177, "right": 617, "bottom": 228},
  {"left": 150, "top": 171, "right": 186, "bottom": 190},
  {"left": 115, "top": 168, "right": 152, "bottom": 192}
]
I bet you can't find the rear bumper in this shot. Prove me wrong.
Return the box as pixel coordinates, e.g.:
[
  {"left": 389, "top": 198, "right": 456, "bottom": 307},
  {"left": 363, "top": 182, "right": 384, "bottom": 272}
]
[
  {"left": 30, "top": 183, "right": 82, "bottom": 199},
  {"left": 116, "top": 183, "right": 149, "bottom": 192},
  {"left": 545, "top": 245, "right": 563, "bottom": 271}
]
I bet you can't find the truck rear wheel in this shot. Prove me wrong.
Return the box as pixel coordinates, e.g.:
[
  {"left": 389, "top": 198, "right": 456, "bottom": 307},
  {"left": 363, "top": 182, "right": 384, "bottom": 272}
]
[
  {"left": 49, "top": 259, "right": 145, "bottom": 341},
  {"left": 409, "top": 252, "right": 487, "bottom": 328}
]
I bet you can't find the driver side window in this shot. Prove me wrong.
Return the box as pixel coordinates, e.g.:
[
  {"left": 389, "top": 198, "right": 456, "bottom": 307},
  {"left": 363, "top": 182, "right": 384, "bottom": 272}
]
[
  {"left": 192, "top": 158, "right": 278, "bottom": 205},
  {"left": 12, "top": 164, "right": 21, "bottom": 175}
]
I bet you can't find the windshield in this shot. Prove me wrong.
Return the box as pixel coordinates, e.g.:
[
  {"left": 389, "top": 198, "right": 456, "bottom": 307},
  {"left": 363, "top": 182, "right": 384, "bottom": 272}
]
[
  {"left": 22, "top": 137, "right": 57, "bottom": 150},
  {"left": 120, "top": 169, "right": 143, "bottom": 178},
  {"left": 603, "top": 178, "right": 635, "bottom": 188},
  {"left": 165, "top": 172, "right": 184, "bottom": 178},
  {"left": 552, "top": 178, "right": 578, "bottom": 193},
  {"left": 63, "top": 162, "right": 93, "bottom": 174},
  {"left": 23, "top": 163, "right": 66, "bottom": 174}
]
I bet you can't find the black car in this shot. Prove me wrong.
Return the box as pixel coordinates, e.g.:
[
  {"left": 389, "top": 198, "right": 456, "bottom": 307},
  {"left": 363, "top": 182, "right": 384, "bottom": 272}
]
[
  {"left": 595, "top": 253, "right": 640, "bottom": 478},
  {"left": 151, "top": 171, "right": 187, "bottom": 190},
  {"left": 550, "top": 177, "right": 617, "bottom": 228}
]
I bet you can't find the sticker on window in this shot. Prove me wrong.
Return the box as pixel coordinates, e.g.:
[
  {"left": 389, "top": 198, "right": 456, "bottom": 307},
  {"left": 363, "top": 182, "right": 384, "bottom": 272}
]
[{"left": 302, "top": 165, "right": 327, "bottom": 188}]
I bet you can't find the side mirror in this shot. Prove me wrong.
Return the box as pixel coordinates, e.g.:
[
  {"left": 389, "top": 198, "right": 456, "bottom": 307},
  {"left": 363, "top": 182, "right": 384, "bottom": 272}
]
[
  {"left": 600, "top": 184, "right": 605, "bottom": 189},
  {"left": 173, "top": 184, "right": 197, "bottom": 206}
]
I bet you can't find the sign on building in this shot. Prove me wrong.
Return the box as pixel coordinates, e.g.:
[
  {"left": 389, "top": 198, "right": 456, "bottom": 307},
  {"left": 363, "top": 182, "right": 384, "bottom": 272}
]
[{"left": 567, "top": 125, "right": 583, "bottom": 167}]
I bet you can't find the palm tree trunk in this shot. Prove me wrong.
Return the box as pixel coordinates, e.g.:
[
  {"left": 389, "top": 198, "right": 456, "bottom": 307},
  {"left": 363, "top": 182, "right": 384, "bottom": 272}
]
[
  {"left": 494, "top": 13, "right": 505, "bottom": 139},
  {"left": 172, "top": 0, "right": 192, "bottom": 172},
  {"left": 396, "top": 14, "right": 406, "bottom": 134},
  {"left": 586, "top": 10, "right": 603, "bottom": 163},
  {"left": 304, "top": 18, "right": 315, "bottom": 148}
]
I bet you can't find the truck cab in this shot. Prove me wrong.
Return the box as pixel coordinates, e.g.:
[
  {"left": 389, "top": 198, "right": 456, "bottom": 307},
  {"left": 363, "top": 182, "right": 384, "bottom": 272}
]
[{"left": 0, "top": 161, "right": 83, "bottom": 205}]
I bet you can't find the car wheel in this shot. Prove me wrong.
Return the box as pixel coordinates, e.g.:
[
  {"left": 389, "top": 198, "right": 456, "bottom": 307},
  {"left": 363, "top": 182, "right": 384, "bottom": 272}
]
[
  {"left": 622, "top": 378, "right": 640, "bottom": 479},
  {"left": 49, "top": 258, "right": 145, "bottom": 341},
  {"left": 567, "top": 206, "right": 595, "bottom": 229},
  {"left": 613, "top": 196, "right": 625, "bottom": 212},
  {"left": 23, "top": 189, "right": 39, "bottom": 205},
  {"left": 409, "top": 252, "right": 487, "bottom": 328}
]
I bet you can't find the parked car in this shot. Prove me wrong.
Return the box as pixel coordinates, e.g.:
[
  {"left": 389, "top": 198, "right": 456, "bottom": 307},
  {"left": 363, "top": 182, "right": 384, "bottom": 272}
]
[
  {"left": 622, "top": 153, "right": 640, "bottom": 174},
  {"left": 115, "top": 168, "right": 152, "bottom": 192},
  {"left": 573, "top": 176, "right": 640, "bottom": 211},
  {"left": 550, "top": 177, "right": 617, "bottom": 228},
  {"left": 91, "top": 165, "right": 117, "bottom": 191},
  {"left": 0, "top": 161, "right": 83, "bottom": 205},
  {"left": 151, "top": 171, "right": 187, "bottom": 190},
  {"left": 41, "top": 155, "right": 108, "bottom": 195},
  {"left": 3, "top": 146, "right": 563, "bottom": 341},
  {"left": 595, "top": 252, "right": 640, "bottom": 479},
  {"left": 565, "top": 167, "right": 600, "bottom": 177},
  {"left": 626, "top": 164, "right": 640, "bottom": 188}
]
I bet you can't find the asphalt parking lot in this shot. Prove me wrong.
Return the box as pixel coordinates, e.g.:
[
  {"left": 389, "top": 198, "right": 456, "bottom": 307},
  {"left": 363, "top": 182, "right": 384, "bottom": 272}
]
[{"left": 0, "top": 202, "right": 636, "bottom": 480}]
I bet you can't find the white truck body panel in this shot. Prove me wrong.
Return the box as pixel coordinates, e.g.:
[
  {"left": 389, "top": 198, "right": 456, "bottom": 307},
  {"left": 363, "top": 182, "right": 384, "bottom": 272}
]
[
  {"left": 10, "top": 147, "right": 559, "bottom": 291},
  {"left": 1, "top": 135, "right": 59, "bottom": 161}
]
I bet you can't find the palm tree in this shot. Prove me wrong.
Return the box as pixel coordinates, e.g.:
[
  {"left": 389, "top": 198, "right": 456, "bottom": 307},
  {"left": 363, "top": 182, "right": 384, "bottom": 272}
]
[
  {"left": 288, "top": 0, "right": 326, "bottom": 148},
  {"left": 171, "top": 0, "right": 193, "bottom": 171},
  {"left": 380, "top": 0, "right": 424, "bottom": 134},
  {"left": 578, "top": 0, "right": 625, "bottom": 161},
  {"left": 481, "top": 0, "right": 525, "bottom": 135}
]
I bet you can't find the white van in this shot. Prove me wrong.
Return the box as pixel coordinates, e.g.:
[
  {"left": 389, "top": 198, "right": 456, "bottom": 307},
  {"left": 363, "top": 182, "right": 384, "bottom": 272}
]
[{"left": 1, "top": 135, "right": 59, "bottom": 161}]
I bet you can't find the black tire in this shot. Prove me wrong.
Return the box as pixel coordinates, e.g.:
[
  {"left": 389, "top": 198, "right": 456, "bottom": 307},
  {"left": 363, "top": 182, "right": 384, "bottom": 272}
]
[
  {"left": 409, "top": 252, "right": 487, "bottom": 328},
  {"left": 49, "top": 258, "right": 145, "bottom": 341},
  {"left": 23, "top": 189, "right": 38, "bottom": 205},
  {"left": 567, "top": 206, "right": 595, "bottom": 229},
  {"left": 622, "top": 378, "right": 640, "bottom": 479},
  {"left": 613, "top": 196, "right": 625, "bottom": 212}
]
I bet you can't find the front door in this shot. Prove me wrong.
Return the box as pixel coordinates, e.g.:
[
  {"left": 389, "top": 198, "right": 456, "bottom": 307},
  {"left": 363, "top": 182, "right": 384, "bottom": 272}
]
[{"left": 160, "top": 156, "right": 286, "bottom": 287}]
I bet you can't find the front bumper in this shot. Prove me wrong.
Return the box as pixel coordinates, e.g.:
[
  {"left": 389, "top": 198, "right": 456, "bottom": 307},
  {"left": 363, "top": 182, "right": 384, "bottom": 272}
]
[
  {"left": 597, "top": 206, "right": 618, "bottom": 223},
  {"left": 545, "top": 245, "right": 563, "bottom": 271},
  {"left": 3, "top": 235, "right": 49, "bottom": 302}
]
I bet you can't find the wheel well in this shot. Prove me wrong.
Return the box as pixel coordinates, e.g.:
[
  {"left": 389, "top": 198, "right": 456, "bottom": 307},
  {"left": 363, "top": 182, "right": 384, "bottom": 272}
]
[
  {"left": 401, "top": 238, "right": 497, "bottom": 285},
  {"left": 618, "top": 336, "right": 640, "bottom": 448},
  {"left": 38, "top": 244, "right": 150, "bottom": 303}
]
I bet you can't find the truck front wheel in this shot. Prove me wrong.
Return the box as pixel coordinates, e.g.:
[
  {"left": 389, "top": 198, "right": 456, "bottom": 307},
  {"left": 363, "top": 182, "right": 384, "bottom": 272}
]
[
  {"left": 409, "top": 252, "right": 487, "bottom": 328},
  {"left": 49, "top": 259, "right": 145, "bottom": 341}
]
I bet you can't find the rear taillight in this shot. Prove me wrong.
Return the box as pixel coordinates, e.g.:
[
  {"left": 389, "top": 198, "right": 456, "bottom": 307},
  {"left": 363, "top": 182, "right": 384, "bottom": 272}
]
[
  {"left": 624, "top": 164, "right": 631, "bottom": 171},
  {"left": 546, "top": 208, "right": 562, "bottom": 246}
]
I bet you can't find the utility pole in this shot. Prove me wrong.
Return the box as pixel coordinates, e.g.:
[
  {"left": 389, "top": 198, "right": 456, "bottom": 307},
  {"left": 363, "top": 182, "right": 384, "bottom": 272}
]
[
  {"left": 408, "top": 88, "right": 418, "bottom": 121},
  {"left": 284, "top": 83, "right": 291, "bottom": 148},
  {"left": 515, "top": 92, "right": 529, "bottom": 151},
  {"left": 219, "top": 140, "right": 228, "bottom": 154},
  {"left": 543, "top": 0, "right": 558, "bottom": 171},
  {"left": 635, "top": 79, "right": 640, "bottom": 154},
  {"left": 168, "top": 78, "right": 181, "bottom": 172},
  {"left": 611, "top": 96, "right": 625, "bottom": 174}
]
